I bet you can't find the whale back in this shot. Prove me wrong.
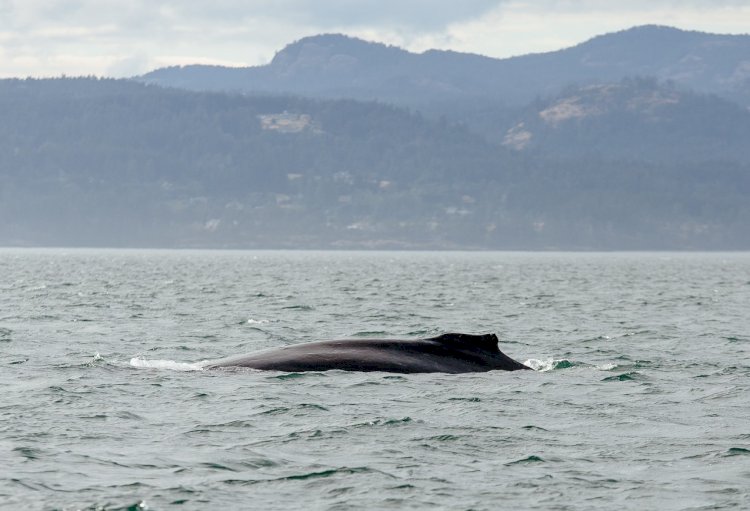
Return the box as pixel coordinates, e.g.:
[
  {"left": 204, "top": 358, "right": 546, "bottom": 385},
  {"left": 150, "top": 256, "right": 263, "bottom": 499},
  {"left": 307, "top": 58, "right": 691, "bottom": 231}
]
[
  {"left": 207, "top": 332, "right": 530, "bottom": 372},
  {"left": 429, "top": 333, "right": 499, "bottom": 353}
]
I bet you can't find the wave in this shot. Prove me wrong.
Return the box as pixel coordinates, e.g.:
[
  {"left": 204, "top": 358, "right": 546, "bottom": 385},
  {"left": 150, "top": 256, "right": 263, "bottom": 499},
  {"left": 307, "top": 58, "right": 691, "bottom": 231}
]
[
  {"left": 524, "top": 358, "right": 576, "bottom": 371},
  {"left": 524, "top": 358, "right": 620, "bottom": 372},
  {"left": 128, "top": 355, "right": 621, "bottom": 374},
  {"left": 129, "top": 356, "right": 206, "bottom": 372}
]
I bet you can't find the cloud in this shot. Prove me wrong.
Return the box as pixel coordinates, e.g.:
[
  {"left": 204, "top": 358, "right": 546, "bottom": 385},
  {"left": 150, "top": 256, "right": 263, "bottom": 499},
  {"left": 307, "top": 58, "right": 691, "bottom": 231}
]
[
  {"left": 251, "top": 0, "right": 502, "bottom": 30},
  {"left": 412, "top": 0, "right": 750, "bottom": 57},
  {"left": 0, "top": 0, "right": 504, "bottom": 76},
  {"left": 105, "top": 53, "right": 152, "bottom": 77},
  {"left": 3, "top": 0, "right": 503, "bottom": 32}
]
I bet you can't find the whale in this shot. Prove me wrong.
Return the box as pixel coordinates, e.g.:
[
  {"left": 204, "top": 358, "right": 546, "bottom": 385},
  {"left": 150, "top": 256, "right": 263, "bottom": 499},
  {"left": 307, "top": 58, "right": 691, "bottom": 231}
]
[{"left": 205, "top": 333, "right": 531, "bottom": 373}]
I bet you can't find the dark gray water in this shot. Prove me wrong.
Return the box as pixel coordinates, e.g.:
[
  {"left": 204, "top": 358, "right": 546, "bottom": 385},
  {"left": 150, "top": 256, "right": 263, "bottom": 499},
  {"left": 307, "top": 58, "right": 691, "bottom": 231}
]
[{"left": 1, "top": 249, "right": 749, "bottom": 510}]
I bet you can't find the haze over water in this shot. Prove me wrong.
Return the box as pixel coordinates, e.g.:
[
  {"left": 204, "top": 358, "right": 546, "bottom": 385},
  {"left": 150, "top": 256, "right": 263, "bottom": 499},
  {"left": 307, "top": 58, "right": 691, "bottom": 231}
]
[{"left": 1, "top": 249, "right": 749, "bottom": 510}]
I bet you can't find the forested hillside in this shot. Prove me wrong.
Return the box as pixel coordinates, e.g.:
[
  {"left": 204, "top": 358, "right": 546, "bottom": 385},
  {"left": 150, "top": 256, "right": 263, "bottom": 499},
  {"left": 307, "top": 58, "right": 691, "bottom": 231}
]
[
  {"left": 495, "top": 78, "right": 750, "bottom": 163},
  {"left": 1, "top": 78, "right": 748, "bottom": 249}
]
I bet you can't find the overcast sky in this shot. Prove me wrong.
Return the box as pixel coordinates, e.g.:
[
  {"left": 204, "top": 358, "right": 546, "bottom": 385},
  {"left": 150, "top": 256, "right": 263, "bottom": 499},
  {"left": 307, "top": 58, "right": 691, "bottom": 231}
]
[{"left": 1, "top": 0, "right": 749, "bottom": 78}]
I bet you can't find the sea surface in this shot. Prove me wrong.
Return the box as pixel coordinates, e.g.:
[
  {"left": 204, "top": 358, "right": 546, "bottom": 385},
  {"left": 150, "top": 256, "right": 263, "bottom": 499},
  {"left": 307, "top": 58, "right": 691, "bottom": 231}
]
[{"left": 1, "top": 249, "right": 749, "bottom": 510}]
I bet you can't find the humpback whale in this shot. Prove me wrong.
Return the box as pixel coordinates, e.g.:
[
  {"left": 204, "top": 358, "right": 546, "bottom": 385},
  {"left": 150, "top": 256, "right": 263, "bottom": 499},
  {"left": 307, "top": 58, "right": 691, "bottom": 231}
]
[{"left": 206, "top": 333, "right": 531, "bottom": 373}]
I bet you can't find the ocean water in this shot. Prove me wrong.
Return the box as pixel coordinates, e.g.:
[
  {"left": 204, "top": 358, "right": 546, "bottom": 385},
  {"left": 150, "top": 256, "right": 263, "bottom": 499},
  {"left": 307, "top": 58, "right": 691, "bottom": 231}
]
[{"left": 1, "top": 249, "right": 749, "bottom": 510}]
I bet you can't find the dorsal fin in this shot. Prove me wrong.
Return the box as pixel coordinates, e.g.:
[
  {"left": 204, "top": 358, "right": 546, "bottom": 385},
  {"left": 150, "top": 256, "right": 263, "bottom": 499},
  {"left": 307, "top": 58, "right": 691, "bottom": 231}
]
[{"left": 431, "top": 333, "right": 499, "bottom": 353}]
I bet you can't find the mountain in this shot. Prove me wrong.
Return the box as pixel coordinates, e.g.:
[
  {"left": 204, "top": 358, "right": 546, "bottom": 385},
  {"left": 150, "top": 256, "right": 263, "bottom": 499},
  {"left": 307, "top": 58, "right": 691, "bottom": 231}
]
[
  {"left": 0, "top": 78, "right": 507, "bottom": 248},
  {"left": 138, "top": 26, "right": 750, "bottom": 111},
  {"left": 2, "top": 78, "right": 749, "bottom": 250},
  {"left": 497, "top": 77, "right": 750, "bottom": 163}
]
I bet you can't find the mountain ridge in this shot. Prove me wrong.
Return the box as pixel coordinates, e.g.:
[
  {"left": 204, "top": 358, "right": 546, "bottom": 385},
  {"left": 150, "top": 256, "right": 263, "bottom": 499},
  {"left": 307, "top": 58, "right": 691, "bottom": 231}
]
[{"left": 138, "top": 25, "right": 750, "bottom": 110}]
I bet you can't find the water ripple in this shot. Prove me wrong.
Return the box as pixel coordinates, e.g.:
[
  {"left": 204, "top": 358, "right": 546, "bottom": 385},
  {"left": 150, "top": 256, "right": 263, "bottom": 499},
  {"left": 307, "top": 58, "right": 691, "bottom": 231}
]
[{"left": 1, "top": 249, "right": 749, "bottom": 510}]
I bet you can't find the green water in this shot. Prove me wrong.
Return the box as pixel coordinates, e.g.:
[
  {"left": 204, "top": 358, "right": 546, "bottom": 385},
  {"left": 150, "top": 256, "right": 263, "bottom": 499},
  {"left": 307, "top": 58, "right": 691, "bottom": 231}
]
[{"left": 1, "top": 250, "right": 749, "bottom": 510}]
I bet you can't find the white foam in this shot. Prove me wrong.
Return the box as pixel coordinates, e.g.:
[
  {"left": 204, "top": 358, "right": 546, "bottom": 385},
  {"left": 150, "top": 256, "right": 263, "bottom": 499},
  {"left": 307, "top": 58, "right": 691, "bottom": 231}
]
[
  {"left": 525, "top": 359, "right": 619, "bottom": 372},
  {"left": 246, "top": 319, "right": 270, "bottom": 324},
  {"left": 129, "top": 357, "right": 206, "bottom": 372},
  {"left": 524, "top": 358, "right": 556, "bottom": 372}
]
